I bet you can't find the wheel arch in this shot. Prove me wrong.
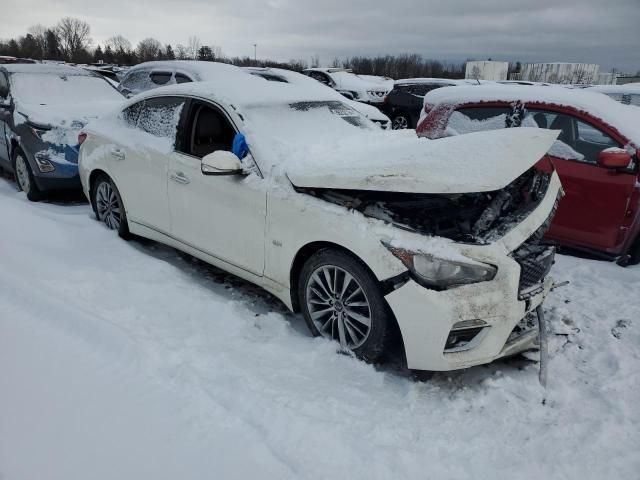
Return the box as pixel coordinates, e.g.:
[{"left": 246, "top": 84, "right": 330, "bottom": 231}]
[{"left": 289, "top": 240, "right": 405, "bottom": 360}]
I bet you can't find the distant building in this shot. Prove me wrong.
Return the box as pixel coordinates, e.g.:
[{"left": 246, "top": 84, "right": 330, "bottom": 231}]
[
  {"left": 520, "top": 63, "right": 599, "bottom": 85},
  {"left": 465, "top": 61, "right": 509, "bottom": 81}
]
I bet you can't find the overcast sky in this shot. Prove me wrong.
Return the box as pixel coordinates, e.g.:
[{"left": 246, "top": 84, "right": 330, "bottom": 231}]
[{"left": 2, "top": 0, "right": 639, "bottom": 71}]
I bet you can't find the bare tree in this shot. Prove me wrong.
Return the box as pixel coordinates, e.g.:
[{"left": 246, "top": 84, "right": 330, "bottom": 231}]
[
  {"left": 187, "top": 36, "right": 201, "bottom": 59},
  {"left": 56, "top": 17, "right": 91, "bottom": 61},
  {"left": 136, "top": 38, "right": 162, "bottom": 63},
  {"left": 106, "top": 35, "right": 131, "bottom": 53},
  {"left": 310, "top": 54, "right": 320, "bottom": 68},
  {"left": 175, "top": 44, "right": 189, "bottom": 60}
]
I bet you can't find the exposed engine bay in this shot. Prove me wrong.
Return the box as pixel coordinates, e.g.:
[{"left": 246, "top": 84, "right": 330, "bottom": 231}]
[{"left": 297, "top": 168, "right": 552, "bottom": 243}]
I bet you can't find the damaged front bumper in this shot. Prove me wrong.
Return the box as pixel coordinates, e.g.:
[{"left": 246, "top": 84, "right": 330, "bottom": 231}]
[{"left": 384, "top": 171, "right": 561, "bottom": 371}]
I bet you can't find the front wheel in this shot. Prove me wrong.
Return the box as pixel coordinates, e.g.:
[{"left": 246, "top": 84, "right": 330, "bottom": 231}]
[
  {"left": 91, "top": 174, "right": 130, "bottom": 239},
  {"left": 392, "top": 113, "right": 411, "bottom": 130},
  {"left": 298, "top": 249, "right": 394, "bottom": 363},
  {"left": 13, "top": 149, "right": 43, "bottom": 201}
]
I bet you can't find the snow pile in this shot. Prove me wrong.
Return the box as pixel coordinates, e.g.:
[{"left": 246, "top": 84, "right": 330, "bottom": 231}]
[{"left": 0, "top": 175, "right": 638, "bottom": 480}]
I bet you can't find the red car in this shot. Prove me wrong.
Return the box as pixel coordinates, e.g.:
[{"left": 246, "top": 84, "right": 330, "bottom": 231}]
[{"left": 417, "top": 85, "right": 640, "bottom": 265}]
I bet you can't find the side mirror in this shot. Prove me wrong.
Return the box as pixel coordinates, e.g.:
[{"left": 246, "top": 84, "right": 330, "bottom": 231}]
[
  {"left": 201, "top": 150, "right": 244, "bottom": 176},
  {"left": 597, "top": 149, "right": 631, "bottom": 169}
]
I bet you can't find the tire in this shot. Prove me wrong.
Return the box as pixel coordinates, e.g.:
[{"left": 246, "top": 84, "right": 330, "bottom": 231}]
[
  {"left": 298, "top": 249, "right": 394, "bottom": 363},
  {"left": 91, "top": 174, "right": 130, "bottom": 239},
  {"left": 13, "top": 148, "right": 43, "bottom": 201},
  {"left": 627, "top": 238, "right": 640, "bottom": 266},
  {"left": 392, "top": 113, "right": 411, "bottom": 130}
]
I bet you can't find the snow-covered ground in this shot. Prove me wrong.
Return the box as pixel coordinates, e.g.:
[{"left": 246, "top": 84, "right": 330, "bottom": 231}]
[{"left": 0, "top": 174, "right": 638, "bottom": 480}]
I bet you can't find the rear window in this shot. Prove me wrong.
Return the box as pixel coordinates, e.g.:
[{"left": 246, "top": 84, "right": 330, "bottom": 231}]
[{"left": 446, "top": 107, "right": 511, "bottom": 136}]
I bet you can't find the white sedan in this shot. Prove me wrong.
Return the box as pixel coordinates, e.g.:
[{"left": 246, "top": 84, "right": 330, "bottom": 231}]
[{"left": 78, "top": 67, "right": 561, "bottom": 372}]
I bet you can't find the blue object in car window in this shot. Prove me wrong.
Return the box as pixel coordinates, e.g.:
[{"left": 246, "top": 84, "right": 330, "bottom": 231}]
[{"left": 232, "top": 132, "right": 249, "bottom": 160}]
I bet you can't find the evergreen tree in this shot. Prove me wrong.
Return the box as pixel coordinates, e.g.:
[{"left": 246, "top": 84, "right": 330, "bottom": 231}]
[
  {"left": 165, "top": 44, "right": 175, "bottom": 60},
  {"left": 45, "top": 29, "right": 60, "bottom": 60},
  {"left": 198, "top": 45, "right": 213, "bottom": 61},
  {"left": 94, "top": 45, "right": 104, "bottom": 63},
  {"left": 104, "top": 45, "right": 115, "bottom": 64}
]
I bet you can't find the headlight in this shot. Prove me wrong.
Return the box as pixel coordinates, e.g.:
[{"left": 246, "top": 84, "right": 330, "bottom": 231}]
[{"left": 385, "top": 245, "right": 497, "bottom": 289}]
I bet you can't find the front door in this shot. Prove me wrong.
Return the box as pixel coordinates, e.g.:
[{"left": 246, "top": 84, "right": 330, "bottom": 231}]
[
  {"left": 526, "top": 108, "right": 637, "bottom": 251},
  {"left": 168, "top": 100, "right": 266, "bottom": 276}
]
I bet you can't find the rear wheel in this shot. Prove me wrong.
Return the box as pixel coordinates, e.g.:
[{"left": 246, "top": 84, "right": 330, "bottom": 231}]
[
  {"left": 91, "top": 174, "right": 130, "bottom": 239},
  {"left": 298, "top": 249, "right": 393, "bottom": 363},
  {"left": 13, "top": 149, "right": 43, "bottom": 201},
  {"left": 392, "top": 113, "right": 411, "bottom": 130}
]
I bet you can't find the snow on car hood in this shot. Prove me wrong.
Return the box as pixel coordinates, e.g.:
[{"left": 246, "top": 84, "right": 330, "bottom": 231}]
[
  {"left": 286, "top": 127, "right": 559, "bottom": 194},
  {"left": 16, "top": 100, "right": 120, "bottom": 146}
]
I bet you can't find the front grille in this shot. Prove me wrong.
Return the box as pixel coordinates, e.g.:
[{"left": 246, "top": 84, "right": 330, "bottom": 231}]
[{"left": 513, "top": 244, "right": 555, "bottom": 299}]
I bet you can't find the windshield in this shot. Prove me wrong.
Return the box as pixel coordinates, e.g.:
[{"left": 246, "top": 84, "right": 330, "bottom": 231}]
[
  {"left": 11, "top": 73, "right": 122, "bottom": 104},
  {"left": 246, "top": 100, "right": 372, "bottom": 139}
]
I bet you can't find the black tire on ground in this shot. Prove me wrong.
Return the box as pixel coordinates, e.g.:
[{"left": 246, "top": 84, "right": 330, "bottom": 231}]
[
  {"left": 12, "top": 148, "right": 43, "bottom": 201},
  {"left": 627, "top": 238, "right": 640, "bottom": 266},
  {"left": 90, "top": 174, "right": 130, "bottom": 239},
  {"left": 392, "top": 113, "right": 411, "bottom": 130},
  {"left": 298, "top": 248, "right": 394, "bottom": 363}
]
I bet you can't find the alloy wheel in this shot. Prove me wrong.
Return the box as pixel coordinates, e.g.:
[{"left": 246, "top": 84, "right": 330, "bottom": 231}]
[
  {"left": 305, "top": 265, "right": 372, "bottom": 349},
  {"left": 15, "top": 155, "right": 31, "bottom": 193},
  {"left": 392, "top": 115, "right": 409, "bottom": 130},
  {"left": 96, "top": 181, "right": 122, "bottom": 230}
]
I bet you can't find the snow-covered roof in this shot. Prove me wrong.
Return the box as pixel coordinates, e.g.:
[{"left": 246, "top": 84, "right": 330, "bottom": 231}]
[
  {"left": 128, "top": 72, "right": 339, "bottom": 109},
  {"left": 1, "top": 63, "right": 96, "bottom": 76},
  {"left": 395, "top": 78, "right": 472, "bottom": 86},
  {"left": 124, "top": 60, "right": 241, "bottom": 79},
  {"left": 423, "top": 84, "right": 640, "bottom": 146}
]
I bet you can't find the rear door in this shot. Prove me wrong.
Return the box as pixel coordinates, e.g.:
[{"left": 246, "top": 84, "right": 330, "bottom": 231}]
[
  {"left": 107, "top": 96, "right": 186, "bottom": 233},
  {"left": 524, "top": 108, "right": 637, "bottom": 251}
]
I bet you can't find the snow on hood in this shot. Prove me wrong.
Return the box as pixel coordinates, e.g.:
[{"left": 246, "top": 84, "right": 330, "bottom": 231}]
[{"left": 285, "top": 127, "right": 559, "bottom": 194}]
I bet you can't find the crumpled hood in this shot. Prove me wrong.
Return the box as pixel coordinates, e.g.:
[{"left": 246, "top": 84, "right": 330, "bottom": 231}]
[{"left": 286, "top": 128, "right": 560, "bottom": 194}]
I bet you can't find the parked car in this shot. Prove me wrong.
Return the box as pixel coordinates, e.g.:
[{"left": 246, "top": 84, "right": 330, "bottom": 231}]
[
  {"left": 302, "top": 68, "right": 393, "bottom": 104},
  {"left": 78, "top": 65, "right": 562, "bottom": 372},
  {"left": 417, "top": 84, "right": 640, "bottom": 265},
  {"left": 244, "top": 67, "right": 391, "bottom": 129},
  {"left": 118, "top": 61, "right": 391, "bottom": 129},
  {"left": 0, "top": 64, "right": 123, "bottom": 200},
  {"left": 0, "top": 56, "right": 37, "bottom": 64},
  {"left": 381, "top": 78, "right": 478, "bottom": 129},
  {"left": 586, "top": 84, "right": 640, "bottom": 107}
]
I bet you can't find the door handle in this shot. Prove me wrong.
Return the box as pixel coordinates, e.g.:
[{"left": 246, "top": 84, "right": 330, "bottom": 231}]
[
  {"left": 170, "top": 171, "right": 190, "bottom": 185},
  {"left": 110, "top": 148, "right": 125, "bottom": 160}
]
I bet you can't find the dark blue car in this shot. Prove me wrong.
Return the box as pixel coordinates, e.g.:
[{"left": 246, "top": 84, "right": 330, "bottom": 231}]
[{"left": 0, "top": 63, "right": 123, "bottom": 200}]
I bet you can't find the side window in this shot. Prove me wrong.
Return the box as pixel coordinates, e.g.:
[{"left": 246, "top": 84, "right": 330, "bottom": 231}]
[
  {"left": 120, "top": 69, "right": 152, "bottom": 94},
  {"left": 175, "top": 73, "right": 192, "bottom": 84},
  {"left": 446, "top": 107, "right": 512, "bottom": 136},
  {"left": 150, "top": 71, "right": 172, "bottom": 85},
  {"left": 310, "top": 71, "right": 331, "bottom": 86},
  {"left": 181, "top": 103, "right": 236, "bottom": 158},
  {"left": 122, "top": 101, "right": 143, "bottom": 127},
  {"left": 137, "top": 96, "right": 186, "bottom": 140},
  {"left": 524, "top": 109, "right": 620, "bottom": 164},
  {"left": 0, "top": 73, "right": 9, "bottom": 98}
]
